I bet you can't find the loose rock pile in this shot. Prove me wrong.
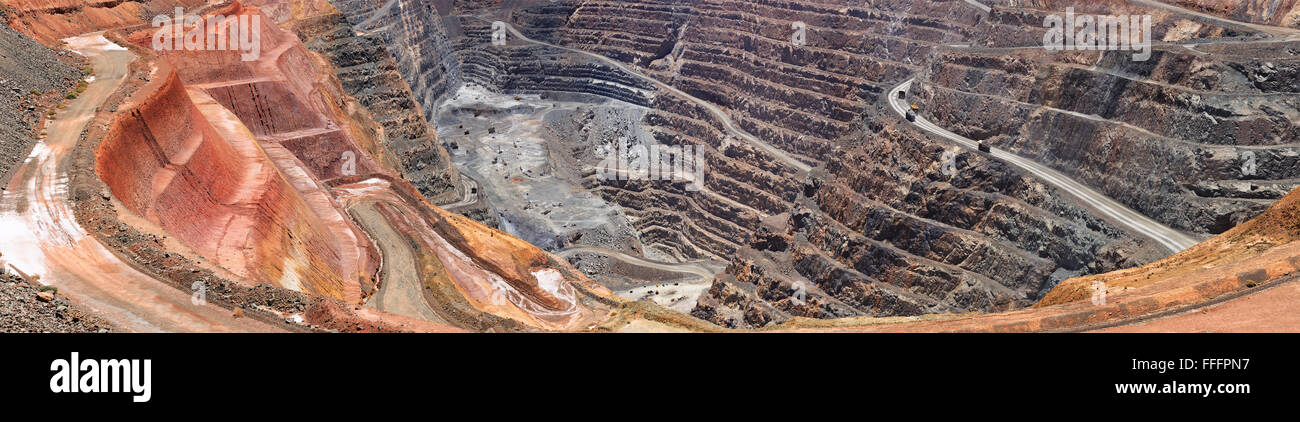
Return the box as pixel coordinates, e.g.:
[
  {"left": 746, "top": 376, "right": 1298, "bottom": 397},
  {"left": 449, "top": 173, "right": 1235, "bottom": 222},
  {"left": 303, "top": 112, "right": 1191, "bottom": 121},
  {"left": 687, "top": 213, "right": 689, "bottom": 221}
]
[
  {"left": 0, "top": 15, "right": 82, "bottom": 187},
  {"left": 0, "top": 271, "right": 115, "bottom": 333}
]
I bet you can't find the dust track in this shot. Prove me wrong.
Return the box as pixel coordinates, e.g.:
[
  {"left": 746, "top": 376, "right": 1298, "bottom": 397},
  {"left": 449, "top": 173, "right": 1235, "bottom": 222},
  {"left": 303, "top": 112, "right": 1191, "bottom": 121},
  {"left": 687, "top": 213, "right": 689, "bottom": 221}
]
[{"left": 352, "top": 201, "right": 447, "bottom": 324}]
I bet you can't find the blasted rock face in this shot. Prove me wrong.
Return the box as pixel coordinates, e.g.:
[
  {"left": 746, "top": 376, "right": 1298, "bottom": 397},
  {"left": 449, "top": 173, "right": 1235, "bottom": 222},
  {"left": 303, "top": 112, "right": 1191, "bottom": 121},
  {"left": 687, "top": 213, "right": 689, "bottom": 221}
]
[{"left": 323, "top": 0, "right": 1190, "bottom": 326}]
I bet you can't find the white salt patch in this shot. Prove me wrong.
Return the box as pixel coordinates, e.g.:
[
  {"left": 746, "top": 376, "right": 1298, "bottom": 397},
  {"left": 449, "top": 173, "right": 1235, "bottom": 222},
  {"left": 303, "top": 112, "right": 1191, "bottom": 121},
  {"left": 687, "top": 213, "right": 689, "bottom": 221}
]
[
  {"left": 61, "top": 34, "right": 127, "bottom": 53},
  {"left": 532, "top": 268, "right": 563, "bottom": 295}
]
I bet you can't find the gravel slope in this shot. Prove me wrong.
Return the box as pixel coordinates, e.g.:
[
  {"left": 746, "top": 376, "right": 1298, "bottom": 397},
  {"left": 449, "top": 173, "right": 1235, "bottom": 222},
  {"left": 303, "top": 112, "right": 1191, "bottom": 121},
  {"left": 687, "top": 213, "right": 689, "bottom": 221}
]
[
  {"left": 0, "top": 273, "right": 115, "bottom": 333},
  {"left": 0, "top": 13, "right": 82, "bottom": 187}
]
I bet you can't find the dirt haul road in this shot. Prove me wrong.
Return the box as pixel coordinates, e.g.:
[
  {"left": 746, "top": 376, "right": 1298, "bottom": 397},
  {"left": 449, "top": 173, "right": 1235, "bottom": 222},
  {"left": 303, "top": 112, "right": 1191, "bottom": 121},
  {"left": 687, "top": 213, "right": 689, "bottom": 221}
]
[{"left": 351, "top": 201, "right": 447, "bottom": 323}]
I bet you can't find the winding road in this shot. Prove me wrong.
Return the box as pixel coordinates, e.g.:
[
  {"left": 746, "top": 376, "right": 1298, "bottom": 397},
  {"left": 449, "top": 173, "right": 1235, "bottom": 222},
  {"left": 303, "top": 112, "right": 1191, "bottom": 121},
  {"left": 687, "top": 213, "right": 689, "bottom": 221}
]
[
  {"left": 438, "top": 176, "right": 480, "bottom": 209},
  {"left": 351, "top": 201, "right": 447, "bottom": 323},
  {"left": 962, "top": 0, "right": 991, "bottom": 14},
  {"left": 888, "top": 79, "right": 1199, "bottom": 253},
  {"left": 0, "top": 34, "right": 279, "bottom": 332},
  {"left": 493, "top": 11, "right": 1206, "bottom": 254},
  {"left": 928, "top": 0, "right": 1300, "bottom": 253}
]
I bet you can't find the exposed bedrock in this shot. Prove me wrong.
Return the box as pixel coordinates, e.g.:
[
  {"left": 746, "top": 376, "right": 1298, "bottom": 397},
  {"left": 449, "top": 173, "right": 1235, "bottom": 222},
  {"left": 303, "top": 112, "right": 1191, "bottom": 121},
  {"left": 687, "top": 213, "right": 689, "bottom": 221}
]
[
  {"left": 97, "top": 69, "right": 366, "bottom": 299},
  {"left": 1164, "top": 0, "right": 1300, "bottom": 28},
  {"left": 693, "top": 119, "right": 1155, "bottom": 328},
  {"left": 324, "top": 0, "right": 1184, "bottom": 327},
  {"left": 968, "top": 0, "right": 1267, "bottom": 49},
  {"left": 97, "top": 3, "right": 384, "bottom": 302},
  {"left": 292, "top": 9, "right": 461, "bottom": 203},
  {"left": 915, "top": 40, "right": 1300, "bottom": 235},
  {"left": 0, "top": 0, "right": 1290, "bottom": 332},
  {"left": 330, "top": 0, "right": 465, "bottom": 121}
]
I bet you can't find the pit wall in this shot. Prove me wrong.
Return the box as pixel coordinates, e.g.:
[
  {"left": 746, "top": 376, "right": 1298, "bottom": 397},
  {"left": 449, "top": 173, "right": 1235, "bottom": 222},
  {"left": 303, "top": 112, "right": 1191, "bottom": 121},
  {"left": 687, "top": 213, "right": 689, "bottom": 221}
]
[
  {"left": 1043, "top": 179, "right": 1300, "bottom": 307},
  {"left": 330, "top": 0, "right": 1163, "bottom": 325},
  {"left": 915, "top": 25, "right": 1300, "bottom": 234},
  {"left": 328, "top": 172, "right": 624, "bottom": 331},
  {"left": 95, "top": 3, "right": 383, "bottom": 302},
  {"left": 91, "top": 0, "right": 622, "bottom": 330},
  {"left": 15, "top": 1, "right": 460, "bottom": 332},
  {"left": 95, "top": 64, "right": 359, "bottom": 299},
  {"left": 288, "top": 8, "right": 461, "bottom": 203},
  {"left": 185, "top": 1, "right": 400, "bottom": 185},
  {"left": 1166, "top": 0, "right": 1300, "bottom": 28}
]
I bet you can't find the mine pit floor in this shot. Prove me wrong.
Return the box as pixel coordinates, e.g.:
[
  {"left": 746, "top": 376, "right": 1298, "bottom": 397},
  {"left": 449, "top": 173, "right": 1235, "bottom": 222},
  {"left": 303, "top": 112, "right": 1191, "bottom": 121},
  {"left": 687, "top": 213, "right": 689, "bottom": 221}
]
[{"left": 436, "top": 86, "right": 725, "bottom": 310}]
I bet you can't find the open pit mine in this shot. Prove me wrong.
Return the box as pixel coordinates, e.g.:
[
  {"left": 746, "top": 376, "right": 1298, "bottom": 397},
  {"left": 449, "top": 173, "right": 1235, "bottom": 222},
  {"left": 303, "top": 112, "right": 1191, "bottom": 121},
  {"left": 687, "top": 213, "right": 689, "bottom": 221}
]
[{"left": 0, "top": 0, "right": 1298, "bottom": 333}]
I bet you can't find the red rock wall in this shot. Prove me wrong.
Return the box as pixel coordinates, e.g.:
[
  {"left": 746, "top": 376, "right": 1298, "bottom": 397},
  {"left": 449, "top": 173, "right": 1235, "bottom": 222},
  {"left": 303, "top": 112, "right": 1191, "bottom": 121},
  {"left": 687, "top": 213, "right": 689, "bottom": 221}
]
[
  {"left": 96, "top": 63, "right": 359, "bottom": 300},
  {"left": 93, "top": 3, "right": 399, "bottom": 304},
  {"left": 279, "top": 130, "right": 377, "bottom": 179},
  {"left": 206, "top": 81, "right": 326, "bottom": 137}
]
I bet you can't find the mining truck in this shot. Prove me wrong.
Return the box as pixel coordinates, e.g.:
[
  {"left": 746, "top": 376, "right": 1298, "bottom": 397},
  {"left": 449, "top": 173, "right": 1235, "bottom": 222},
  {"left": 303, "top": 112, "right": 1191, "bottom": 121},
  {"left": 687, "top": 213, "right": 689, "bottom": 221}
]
[{"left": 905, "top": 104, "right": 918, "bottom": 122}]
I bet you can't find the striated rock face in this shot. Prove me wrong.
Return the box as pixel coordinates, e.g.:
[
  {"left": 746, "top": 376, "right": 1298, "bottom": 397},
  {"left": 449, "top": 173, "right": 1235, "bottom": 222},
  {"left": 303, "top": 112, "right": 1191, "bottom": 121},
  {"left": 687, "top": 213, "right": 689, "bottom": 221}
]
[
  {"left": 85, "top": 0, "right": 619, "bottom": 331},
  {"left": 97, "top": 2, "right": 391, "bottom": 303},
  {"left": 916, "top": 5, "right": 1300, "bottom": 236},
  {"left": 324, "top": 0, "right": 1199, "bottom": 328},
  {"left": 20, "top": 0, "right": 1281, "bottom": 331},
  {"left": 330, "top": 0, "right": 467, "bottom": 123},
  {"left": 689, "top": 118, "right": 1156, "bottom": 327},
  {"left": 0, "top": 0, "right": 643, "bottom": 332},
  {"left": 292, "top": 9, "right": 461, "bottom": 203},
  {"left": 1044, "top": 170, "right": 1300, "bottom": 306},
  {"left": 1165, "top": 0, "right": 1300, "bottom": 28},
  {"left": 3, "top": 0, "right": 1298, "bottom": 332}
]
